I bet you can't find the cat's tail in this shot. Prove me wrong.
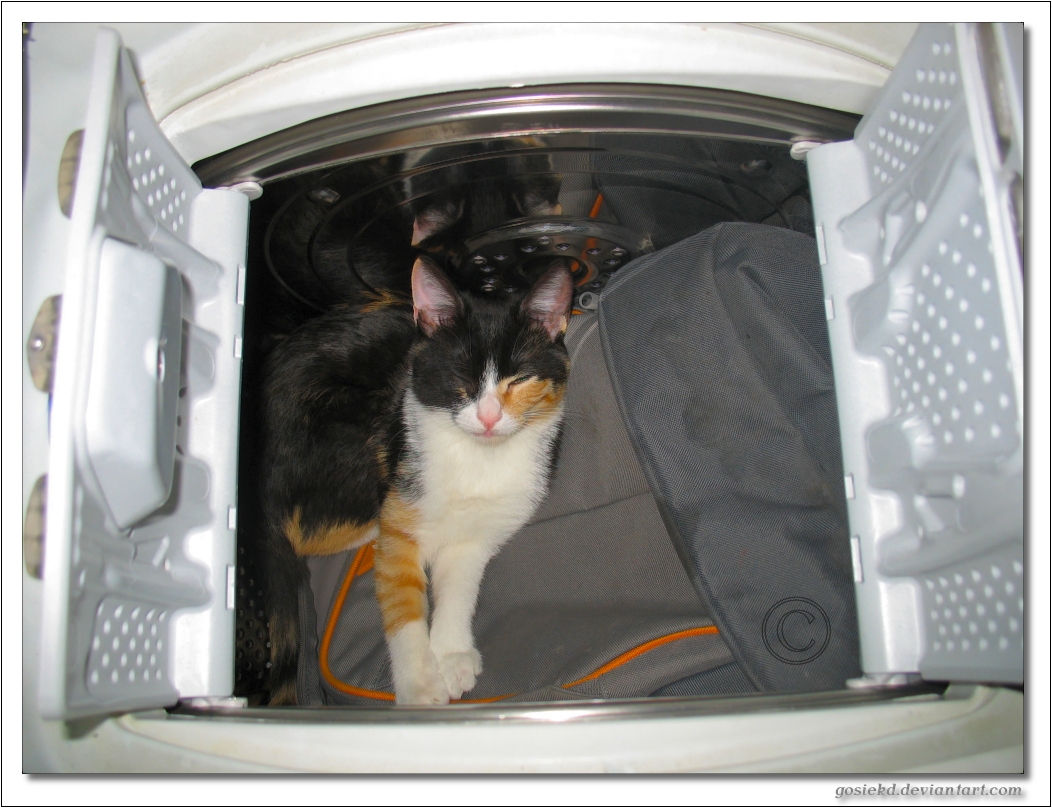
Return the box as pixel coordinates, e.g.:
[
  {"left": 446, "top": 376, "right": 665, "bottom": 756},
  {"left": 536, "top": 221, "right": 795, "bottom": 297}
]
[{"left": 258, "top": 518, "right": 307, "bottom": 706}]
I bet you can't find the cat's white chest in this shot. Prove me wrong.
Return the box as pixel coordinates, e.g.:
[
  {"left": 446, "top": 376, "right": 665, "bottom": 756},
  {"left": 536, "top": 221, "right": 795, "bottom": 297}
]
[{"left": 403, "top": 394, "right": 559, "bottom": 554}]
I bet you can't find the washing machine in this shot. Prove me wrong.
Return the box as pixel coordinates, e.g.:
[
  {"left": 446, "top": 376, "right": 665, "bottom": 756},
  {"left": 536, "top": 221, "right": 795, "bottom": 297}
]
[{"left": 19, "top": 21, "right": 1034, "bottom": 779}]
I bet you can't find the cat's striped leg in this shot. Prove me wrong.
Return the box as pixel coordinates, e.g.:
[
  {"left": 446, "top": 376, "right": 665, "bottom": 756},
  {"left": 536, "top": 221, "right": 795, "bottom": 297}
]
[
  {"left": 427, "top": 542, "right": 494, "bottom": 700},
  {"left": 374, "top": 495, "right": 449, "bottom": 705}
]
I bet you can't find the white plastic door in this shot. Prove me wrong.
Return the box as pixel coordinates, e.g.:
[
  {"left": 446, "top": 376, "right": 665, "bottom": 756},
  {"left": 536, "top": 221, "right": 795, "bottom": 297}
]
[
  {"left": 808, "top": 23, "right": 1024, "bottom": 683},
  {"left": 39, "top": 28, "right": 249, "bottom": 718}
]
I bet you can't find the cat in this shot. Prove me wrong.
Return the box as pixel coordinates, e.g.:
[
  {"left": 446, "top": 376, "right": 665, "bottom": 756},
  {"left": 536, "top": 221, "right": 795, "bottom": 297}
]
[{"left": 258, "top": 254, "right": 573, "bottom": 705}]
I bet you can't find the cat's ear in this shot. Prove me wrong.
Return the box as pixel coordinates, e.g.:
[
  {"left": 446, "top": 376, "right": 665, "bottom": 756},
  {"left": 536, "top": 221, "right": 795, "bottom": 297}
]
[
  {"left": 511, "top": 151, "right": 562, "bottom": 217},
  {"left": 522, "top": 260, "right": 574, "bottom": 341},
  {"left": 411, "top": 198, "right": 465, "bottom": 246},
  {"left": 412, "top": 256, "right": 460, "bottom": 336},
  {"left": 515, "top": 187, "right": 562, "bottom": 217}
]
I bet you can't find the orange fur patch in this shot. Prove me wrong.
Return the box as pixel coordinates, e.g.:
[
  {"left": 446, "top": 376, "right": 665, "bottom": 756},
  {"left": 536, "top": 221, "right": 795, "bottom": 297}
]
[
  {"left": 284, "top": 508, "right": 378, "bottom": 556},
  {"left": 369, "top": 434, "right": 390, "bottom": 481},
  {"left": 373, "top": 495, "right": 428, "bottom": 634},
  {"left": 360, "top": 289, "right": 409, "bottom": 313},
  {"left": 497, "top": 375, "right": 567, "bottom": 424}
]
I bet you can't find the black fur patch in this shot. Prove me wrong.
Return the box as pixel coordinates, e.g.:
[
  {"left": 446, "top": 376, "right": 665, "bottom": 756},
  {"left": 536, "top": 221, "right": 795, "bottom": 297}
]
[{"left": 261, "top": 305, "right": 416, "bottom": 539}]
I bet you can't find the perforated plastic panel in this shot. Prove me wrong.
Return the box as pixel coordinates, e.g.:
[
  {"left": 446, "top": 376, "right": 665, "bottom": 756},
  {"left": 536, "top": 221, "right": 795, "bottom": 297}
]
[
  {"left": 919, "top": 544, "right": 1024, "bottom": 680},
  {"left": 85, "top": 599, "right": 174, "bottom": 702},
  {"left": 862, "top": 39, "right": 961, "bottom": 188},
  {"left": 126, "top": 108, "right": 194, "bottom": 236},
  {"left": 807, "top": 23, "right": 1023, "bottom": 683},
  {"left": 40, "top": 29, "right": 249, "bottom": 718}
]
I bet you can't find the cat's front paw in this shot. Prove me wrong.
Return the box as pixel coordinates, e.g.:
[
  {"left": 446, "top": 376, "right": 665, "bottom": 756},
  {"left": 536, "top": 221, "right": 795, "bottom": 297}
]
[
  {"left": 395, "top": 660, "right": 451, "bottom": 706},
  {"left": 436, "top": 648, "right": 483, "bottom": 700},
  {"left": 390, "top": 639, "right": 451, "bottom": 706}
]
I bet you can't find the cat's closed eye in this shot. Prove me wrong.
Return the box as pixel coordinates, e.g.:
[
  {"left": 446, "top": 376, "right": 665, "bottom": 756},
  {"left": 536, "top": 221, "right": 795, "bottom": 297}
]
[{"left": 451, "top": 371, "right": 477, "bottom": 395}]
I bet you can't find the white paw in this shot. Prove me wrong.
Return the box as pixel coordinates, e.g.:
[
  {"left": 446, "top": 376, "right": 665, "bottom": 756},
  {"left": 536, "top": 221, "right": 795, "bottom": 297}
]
[
  {"left": 394, "top": 653, "right": 451, "bottom": 706},
  {"left": 436, "top": 648, "right": 483, "bottom": 700},
  {"left": 391, "top": 664, "right": 448, "bottom": 702}
]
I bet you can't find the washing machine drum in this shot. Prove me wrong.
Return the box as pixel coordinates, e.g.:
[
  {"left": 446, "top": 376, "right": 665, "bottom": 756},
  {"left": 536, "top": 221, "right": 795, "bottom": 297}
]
[
  {"left": 255, "top": 135, "right": 817, "bottom": 333},
  {"left": 288, "top": 219, "right": 859, "bottom": 705}
]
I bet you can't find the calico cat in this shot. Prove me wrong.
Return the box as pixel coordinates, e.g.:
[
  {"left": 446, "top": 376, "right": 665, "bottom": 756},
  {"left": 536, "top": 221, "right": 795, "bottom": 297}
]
[{"left": 259, "top": 255, "right": 573, "bottom": 705}]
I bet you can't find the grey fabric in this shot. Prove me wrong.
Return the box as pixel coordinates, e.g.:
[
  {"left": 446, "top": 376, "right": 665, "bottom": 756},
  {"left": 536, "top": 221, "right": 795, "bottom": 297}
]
[
  {"left": 651, "top": 662, "right": 757, "bottom": 698},
  {"left": 296, "top": 572, "right": 325, "bottom": 706},
  {"left": 599, "top": 222, "right": 861, "bottom": 694},
  {"left": 302, "top": 313, "right": 728, "bottom": 704},
  {"left": 592, "top": 135, "right": 813, "bottom": 251}
]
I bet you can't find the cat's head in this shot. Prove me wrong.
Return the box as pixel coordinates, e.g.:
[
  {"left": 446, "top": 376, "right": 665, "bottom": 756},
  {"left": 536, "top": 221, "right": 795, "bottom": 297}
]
[{"left": 408, "top": 255, "right": 573, "bottom": 441}]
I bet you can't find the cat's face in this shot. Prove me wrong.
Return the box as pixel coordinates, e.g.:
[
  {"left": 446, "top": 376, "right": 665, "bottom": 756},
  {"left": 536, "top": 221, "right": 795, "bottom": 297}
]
[{"left": 409, "top": 256, "right": 572, "bottom": 441}]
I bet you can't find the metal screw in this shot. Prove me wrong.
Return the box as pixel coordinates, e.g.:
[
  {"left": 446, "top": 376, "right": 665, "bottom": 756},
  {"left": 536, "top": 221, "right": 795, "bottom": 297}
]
[
  {"left": 611, "top": 248, "right": 627, "bottom": 257},
  {"left": 473, "top": 255, "right": 487, "bottom": 265},
  {"left": 604, "top": 258, "right": 620, "bottom": 267},
  {"left": 556, "top": 243, "right": 572, "bottom": 251},
  {"left": 521, "top": 244, "right": 537, "bottom": 253},
  {"left": 587, "top": 247, "right": 602, "bottom": 255},
  {"left": 481, "top": 279, "right": 498, "bottom": 291},
  {"left": 537, "top": 236, "right": 552, "bottom": 245},
  {"left": 493, "top": 254, "right": 508, "bottom": 261},
  {"left": 480, "top": 265, "right": 496, "bottom": 274}
]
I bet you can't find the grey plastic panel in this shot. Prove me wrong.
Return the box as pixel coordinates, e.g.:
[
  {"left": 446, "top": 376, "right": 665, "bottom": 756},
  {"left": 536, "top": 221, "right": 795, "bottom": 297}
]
[
  {"left": 85, "top": 598, "right": 175, "bottom": 705},
  {"left": 85, "top": 239, "right": 183, "bottom": 528},
  {"left": 40, "top": 29, "right": 249, "bottom": 718},
  {"left": 807, "top": 23, "right": 1023, "bottom": 683},
  {"left": 918, "top": 542, "right": 1023, "bottom": 681}
]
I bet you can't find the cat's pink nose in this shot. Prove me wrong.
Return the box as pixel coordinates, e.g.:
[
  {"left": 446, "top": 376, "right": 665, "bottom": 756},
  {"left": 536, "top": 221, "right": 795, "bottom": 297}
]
[{"left": 477, "top": 394, "right": 503, "bottom": 431}]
